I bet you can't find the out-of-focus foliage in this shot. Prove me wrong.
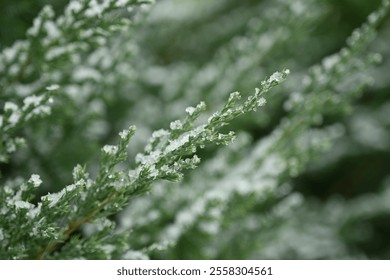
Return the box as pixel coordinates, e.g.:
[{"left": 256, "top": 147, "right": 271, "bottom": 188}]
[
  {"left": 0, "top": 0, "right": 389, "bottom": 259},
  {"left": 0, "top": 0, "right": 68, "bottom": 49}
]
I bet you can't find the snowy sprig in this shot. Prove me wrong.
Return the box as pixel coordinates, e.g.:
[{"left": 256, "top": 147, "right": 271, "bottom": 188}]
[
  {"left": 0, "top": 69, "right": 288, "bottom": 259},
  {"left": 132, "top": 70, "right": 289, "bottom": 185}
]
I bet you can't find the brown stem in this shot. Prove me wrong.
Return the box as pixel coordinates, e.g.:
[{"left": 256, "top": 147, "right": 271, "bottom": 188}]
[{"left": 35, "top": 190, "right": 119, "bottom": 259}]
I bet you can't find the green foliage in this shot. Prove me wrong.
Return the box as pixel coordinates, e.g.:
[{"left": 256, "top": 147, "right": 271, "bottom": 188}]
[{"left": 1, "top": 0, "right": 390, "bottom": 259}]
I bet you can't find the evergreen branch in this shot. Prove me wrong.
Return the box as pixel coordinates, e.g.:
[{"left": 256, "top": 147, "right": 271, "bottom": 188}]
[{"left": 31, "top": 69, "right": 289, "bottom": 259}]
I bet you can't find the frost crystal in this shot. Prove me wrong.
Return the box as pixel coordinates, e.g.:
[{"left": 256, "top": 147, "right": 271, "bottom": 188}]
[
  {"left": 29, "top": 105, "right": 51, "bottom": 118},
  {"left": 44, "top": 20, "right": 61, "bottom": 40},
  {"left": 28, "top": 204, "right": 42, "bottom": 219},
  {"left": 14, "top": 201, "right": 33, "bottom": 209},
  {"left": 149, "top": 164, "right": 159, "bottom": 178},
  {"left": 152, "top": 129, "right": 169, "bottom": 138},
  {"left": 85, "top": 0, "right": 107, "bottom": 18},
  {"left": 4, "top": 102, "right": 18, "bottom": 112},
  {"left": 45, "top": 192, "right": 63, "bottom": 207},
  {"left": 268, "top": 71, "right": 286, "bottom": 83},
  {"left": 103, "top": 145, "right": 118, "bottom": 155},
  {"left": 41, "top": 5, "right": 55, "bottom": 18},
  {"left": 46, "top": 84, "right": 60, "bottom": 91},
  {"left": 257, "top": 97, "right": 267, "bottom": 107},
  {"left": 185, "top": 106, "right": 196, "bottom": 116},
  {"left": 160, "top": 165, "right": 170, "bottom": 172},
  {"left": 23, "top": 95, "right": 44, "bottom": 110},
  {"left": 165, "top": 126, "right": 205, "bottom": 153},
  {"left": 29, "top": 174, "right": 43, "bottom": 187},
  {"left": 119, "top": 130, "right": 129, "bottom": 139},
  {"left": 228, "top": 91, "right": 241, "bottom": 102},
  {"left": 136, "top": 151, "right": 161, "bottom": 165},
  {"left": 65, "top": 1, "right": 83, "bottom": 16},
  {"left": 170, "top": 120, "right": 183, "bottom": 130},
  {"left": 5, "top": 102, "right": 21, "bottom": 125},
  {"left": 192, "top": 155, "right": 200, "bottom": 164},
  {"left": 65, "top": 184, "right": 77, "bottom": 192},
  {"left": 165, "top": 135, "right": 190, "bottom": 153}
]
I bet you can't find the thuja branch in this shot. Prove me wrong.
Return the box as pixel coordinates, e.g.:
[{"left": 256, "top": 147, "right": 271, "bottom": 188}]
[{"left": 33, "top": 69, "right": 289, "bottom": 259}]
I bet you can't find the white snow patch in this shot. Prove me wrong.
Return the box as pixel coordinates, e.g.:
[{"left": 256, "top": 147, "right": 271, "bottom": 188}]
[
  {"left": 73, "top": 66, "right": 102, "bottom": 81},
  {"left": 119, "top": 130, "right": 129, "bottom": 139},
  {"left": 257, "top": 97, "right": 267, "bottom": 107},
  {"left": 123, "top": 250, "right": 149, "bottom": 260},
  {"left": 28, "top": 174, "right": 42, "bottom": 187},
  {"left": 65, "top": 1, "right": 83, "bottom": 16},
  {"left": 103, "top": 145, "right": 118, "bottom": 155},
  {"left": 268, "top": 71, "right": 284, "bottom": 83},
  {"left": 4, "top": 102, "right": 18, "bottom": 112},
  {"left": 152, "top": 129, "right": 169, "bottom": 139},
  {"left": 14, "top": 201, "right": 33, "bottom": 209},
  {"left": 5, "top": 102, "right": 21, "bottom": 125},
  {"left": 3, "top": 47, "right": 17, "bottom": 62},
  {"left": 170, "top": 120, "right": 183, "bottom": 130},
  {"left": 28, "top": 203, "right": 42, "bottom": 219},
  {"left": 46, "top": 84, "right": 60, "bottom": 91},
  {"left": 23, "top": 95, "right": 44, "bottom": 110},
  {"left": 322, "top": 54, "right": 340, "bottom": 70},
  {"left": 44, "top": 20, "right": 61, "bottom": 39},
  {"left": 185, "top": 106, "right": 196, "bottom": 116},
  {"left": 27, "top": 17, "right": 42, "bottom": 37},
  {"left": 44, "top": 192, "right": 63, "bottom": 207},
  {"left": 101, "top": 244, "right": 115, "bottom": 255}
]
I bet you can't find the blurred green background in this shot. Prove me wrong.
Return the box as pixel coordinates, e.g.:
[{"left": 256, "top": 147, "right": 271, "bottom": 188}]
[
  {"left": 1, "top": 0, "right": 389, "bottom": 259},
  {"left": 0, "top": 0, "right": 383, "bottom": 50}
]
